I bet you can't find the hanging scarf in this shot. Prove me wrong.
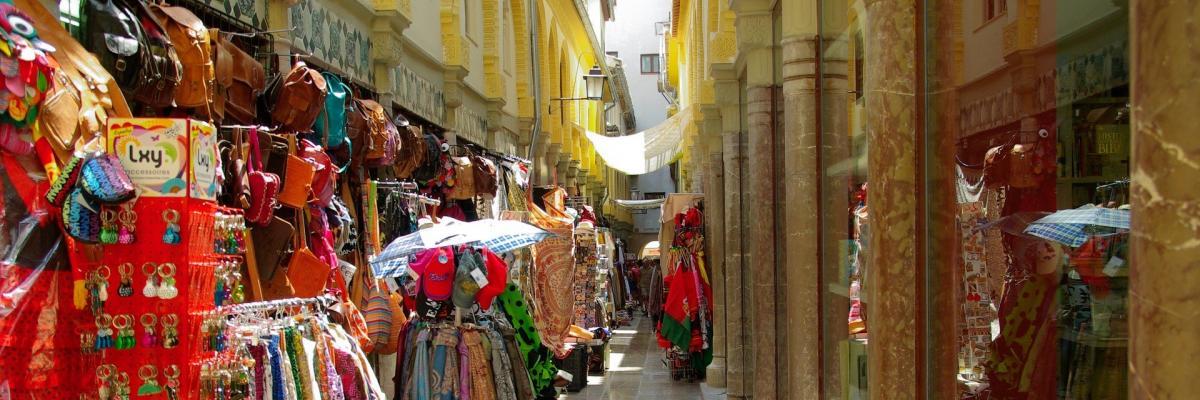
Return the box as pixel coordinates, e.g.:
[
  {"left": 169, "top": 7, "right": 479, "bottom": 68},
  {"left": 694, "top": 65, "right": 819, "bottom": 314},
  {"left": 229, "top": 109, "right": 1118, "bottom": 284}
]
[{"left": 525, "top": 188, "right": 575, "bottom": 357}]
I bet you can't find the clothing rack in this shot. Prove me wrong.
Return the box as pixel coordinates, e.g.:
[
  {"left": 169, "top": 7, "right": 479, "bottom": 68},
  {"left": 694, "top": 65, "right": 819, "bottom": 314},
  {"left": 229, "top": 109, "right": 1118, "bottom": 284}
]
[
  {"left": 213, "top": 295, "right": 336, "bottom": 315},
  {"left": 374, "top": 181, "right": 442, "bottom": 206},
  {"left": 1096, "top": 179, "right": 1130, "bottom": 190}
]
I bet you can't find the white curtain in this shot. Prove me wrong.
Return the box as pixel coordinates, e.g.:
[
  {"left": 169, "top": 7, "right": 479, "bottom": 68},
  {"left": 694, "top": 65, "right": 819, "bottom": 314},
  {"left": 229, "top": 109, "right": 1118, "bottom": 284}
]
[{"left": 586, "top": 107, "right": 693, "bottom": 175}]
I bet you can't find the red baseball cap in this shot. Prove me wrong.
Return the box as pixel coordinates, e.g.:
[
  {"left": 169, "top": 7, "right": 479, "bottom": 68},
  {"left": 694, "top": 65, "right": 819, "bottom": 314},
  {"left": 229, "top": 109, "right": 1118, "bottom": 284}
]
[
  {"left": 412, "top": 247, "right": 455, "bottom": 301},
  {"left": 475, "top": 248, "right": 509, "bottom": 310}
]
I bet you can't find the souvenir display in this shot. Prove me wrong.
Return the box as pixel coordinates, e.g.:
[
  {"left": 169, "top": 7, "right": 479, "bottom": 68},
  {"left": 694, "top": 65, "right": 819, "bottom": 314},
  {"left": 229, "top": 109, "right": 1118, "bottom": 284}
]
[{"left": 0, "top": 1, "right": 572, "bottom": 398}]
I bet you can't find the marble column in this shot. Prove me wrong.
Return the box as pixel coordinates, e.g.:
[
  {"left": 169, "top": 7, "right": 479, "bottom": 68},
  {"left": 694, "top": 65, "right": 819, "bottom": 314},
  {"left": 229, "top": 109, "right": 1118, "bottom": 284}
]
[
  {"left": 704, "top": 150, "right": 728, "bottom": 388},
  {"left": 1130, "top": 1, "right": 1200, "bottom": 397},
  {"left": 863, "top": 0, "right": 919, "bottom": 398},
  {"left": 721, "top": 128, "right": 748, "bottom": 399},
  {"left": 781, "top": 31, "right": 822, "bottom": 398}
]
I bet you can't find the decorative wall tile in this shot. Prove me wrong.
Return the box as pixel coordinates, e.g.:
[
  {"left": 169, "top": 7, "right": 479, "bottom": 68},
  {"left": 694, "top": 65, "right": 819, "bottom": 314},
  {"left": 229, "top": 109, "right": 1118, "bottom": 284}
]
[{"left": 289, "top": 0, "right": 374, "bottom": 84}]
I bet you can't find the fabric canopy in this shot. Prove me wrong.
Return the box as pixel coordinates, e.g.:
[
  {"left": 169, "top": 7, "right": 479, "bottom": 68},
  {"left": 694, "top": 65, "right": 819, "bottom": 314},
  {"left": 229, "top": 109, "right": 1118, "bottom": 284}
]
[
  {"left": 586, "top": 107, "right": 694, "bottom": 175},
  {"left": 613, "top": 198, "right": 667, "bottom": 209}
]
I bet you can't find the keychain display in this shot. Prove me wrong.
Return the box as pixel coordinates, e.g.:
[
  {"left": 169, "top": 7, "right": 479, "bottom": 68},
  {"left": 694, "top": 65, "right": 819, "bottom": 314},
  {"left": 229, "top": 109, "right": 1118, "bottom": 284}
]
[
  {"left": 163, "top": 365, "right": 181, "bottom": 400},
  {"left": 157, "top": 263, "right": 179, "bottom": 299},
  {"left": 117, "top": 263, "right": 134, "bottom": 297},
  {"left": 112, "top": 314, "right": 134, "bottom": 350},
  {"left": 140, "top": 314, "right": 158, "bottom": 347},
  {"left": 142, "top": 263, "right": 159, "bottom": 298},
  {"left": 89, "top": 266, "right": 111, "bottom": 314},
  {"left": 94, "top": 314, "right": 114, "bottom": 351},
  {"left": 118, "top": 203, "right": 137, "bottom": 244},
  {"left": 162, "top": 209, "right": 181, "bottom": 245},
  {"left": 137, "top": 365, "right": 163, "bottom": 396},
  {"left": 161, "top": 314, "right": 180, "bottom": 349},
  {"left": 100, "top": 208, "right": 119, "bottom": 244},
  {"left": 213, "top": 211, "right": 248, "bottom": 255}
]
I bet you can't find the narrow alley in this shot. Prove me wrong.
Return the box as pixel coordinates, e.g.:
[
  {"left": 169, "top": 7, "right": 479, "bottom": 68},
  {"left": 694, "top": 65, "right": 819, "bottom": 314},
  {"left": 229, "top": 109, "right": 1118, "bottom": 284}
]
[{"left": 560, "top": 317, "right": 724, "bottom": 400}]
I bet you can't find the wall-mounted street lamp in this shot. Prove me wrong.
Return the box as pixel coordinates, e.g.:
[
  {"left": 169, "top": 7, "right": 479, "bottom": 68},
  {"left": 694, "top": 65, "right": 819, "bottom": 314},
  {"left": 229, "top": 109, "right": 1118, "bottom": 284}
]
[{"left": 549, "top": 65, "right": 607, "bottom": 113}]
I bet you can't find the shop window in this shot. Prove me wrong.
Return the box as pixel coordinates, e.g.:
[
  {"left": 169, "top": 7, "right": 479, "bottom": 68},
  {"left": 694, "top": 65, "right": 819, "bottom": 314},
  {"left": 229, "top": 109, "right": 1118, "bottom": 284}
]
[{"left": 641, "top": 54, "right": 661, "bottom": 74}]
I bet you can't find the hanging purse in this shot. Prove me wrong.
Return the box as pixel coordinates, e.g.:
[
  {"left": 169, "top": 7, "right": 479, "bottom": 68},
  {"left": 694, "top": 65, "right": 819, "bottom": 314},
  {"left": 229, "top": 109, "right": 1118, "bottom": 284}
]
[
  {"left": 314, "top": 71, "right": 351, "bottom": 149},
  {"left": 362, "top": 277, "right": 393, "bottom": 352},
  {"left": 471, "top": 154, "right": 498, "bottom": 197},
  {"left": 79, "top": 153, "right": 136, "bottom": 204},
  {"left": 279, "top": 135, "right": 316, "bottom": 208},
  {"left": 146, "top": 3, "right": 214, "bottom": 109},
  {"left": 45, "top": 155, "right": 86, "bottom": 207},
  {"left": 287, "top": 210, "right": 330, "bottom": 298},
  {"left": 270, "top": 62, "right": 328, "bottom": 131},
  {"left": 447, "top": 156, "right": 477, "bottom": 200},
  {"left": 253, "top": 215, "right": 296, "bottom": 300},
  {"left": 121, "top": 0, "right": 183, "bottom": 108},
  {"left": 245, "top": 128, "right": 280, "bottom": 226},
  {"left": 222, "top": 34, "right": 267, "bottom": 124},
  {"left": 61, "top": 188, "right": 102, "bottom": 243}
]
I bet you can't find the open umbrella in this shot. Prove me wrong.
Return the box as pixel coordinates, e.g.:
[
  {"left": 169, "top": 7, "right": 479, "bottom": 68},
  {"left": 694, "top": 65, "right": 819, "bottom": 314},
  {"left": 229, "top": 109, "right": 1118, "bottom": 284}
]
[
  {"left": 370, "top": 218, "right": 554, "bottom": 277},
  {"left": 1023, "top": 205, "right": 1130, "bottom": 247}
]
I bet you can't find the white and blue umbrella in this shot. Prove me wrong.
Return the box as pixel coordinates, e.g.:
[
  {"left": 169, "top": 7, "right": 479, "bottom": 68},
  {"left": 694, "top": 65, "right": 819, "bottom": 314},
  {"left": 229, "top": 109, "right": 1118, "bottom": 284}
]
[
  {"left": 1023, "top": 205, "right": 1130, "bottom": 247},
  {"left": 370, "top": 218, "right": 554, "bottom": 277}
]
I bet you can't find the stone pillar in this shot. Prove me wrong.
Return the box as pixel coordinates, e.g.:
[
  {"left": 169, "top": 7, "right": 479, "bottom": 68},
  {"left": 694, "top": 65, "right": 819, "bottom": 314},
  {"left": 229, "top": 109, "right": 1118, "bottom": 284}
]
[
  {"left": 532, "top": 133, "right": 549, "bottom": 185},
  {"left": 781, "top": 20, "right": 821, "bottom": 400},
  {"left": 1130, "top": 1, "right": 1200, "bottom": 397},
  {"left": 863, "top": 0, "right": 918, "bottom": 398},
  {"left": 713, "top": 61, "right": 747, "bottom": 399},
  {"left": 734, "top": 0, "right": 780, "bottom": 396},
  {"left": 704, "top": 150, "right": 727, "bottom": 388},
  {"left": 556, "top": 158, "right": 571, "bottom": 189},
  {"left": 568, "top": 160, "right": 581, "bottom": 195}
]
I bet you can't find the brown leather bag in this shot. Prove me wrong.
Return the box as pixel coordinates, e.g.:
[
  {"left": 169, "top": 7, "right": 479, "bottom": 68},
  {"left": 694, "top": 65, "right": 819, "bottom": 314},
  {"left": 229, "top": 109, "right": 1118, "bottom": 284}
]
[
  {"left": 200, "top": 28, "right": 233, "bottom": 121},
  {"left": 222, "top": 37, "right": 267, "bottom": 124},
  {"left": 471, "top": 155, "right": 498, "bottom": 196},
  {"left": 21, "top": 0, "right": 131, "bottom": 162},
  {"left": 147, "top": 3, "right": 214, "bottom": 109},
  {"left": 447, "top": 156, "right": 476, "bottom": 200},
  {"left": 252, "top": 215, "right": 296, "bottom": 300},
  {"left": 271, "top": 62, "right": 328, "bottom": 131},
  {"left": 287, "top": 211, "right": 329, "bottom": 298}
]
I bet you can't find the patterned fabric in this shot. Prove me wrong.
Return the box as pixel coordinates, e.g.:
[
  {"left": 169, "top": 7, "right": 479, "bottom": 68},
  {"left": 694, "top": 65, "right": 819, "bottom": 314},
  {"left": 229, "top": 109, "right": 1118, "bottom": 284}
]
[
  {"left": 430, "top": 330, "right": 459, "bottom": 400},
  {"left": 497, "top": 326, "right": 534, "bottom": 400},
  {"left": 408, "top": 329, "right": 432, "bottom": 400},
  {"left": 1024, "top": 206, "right": 1129, "bottom": 247},
  {"left": 572, "top": 225, "right": 600, "bottom": 328},
  {"left": 463, "top": 331, "right": 496, "bottom": 400},
  {"left": 458, "top": 334, "right": 471, "bottom": 400},
  {"left": 487, "top": 331, "right": 516, "bottom": 400},
  {"left": 526, "top": 188, "right": 576, "bottom": 357}
]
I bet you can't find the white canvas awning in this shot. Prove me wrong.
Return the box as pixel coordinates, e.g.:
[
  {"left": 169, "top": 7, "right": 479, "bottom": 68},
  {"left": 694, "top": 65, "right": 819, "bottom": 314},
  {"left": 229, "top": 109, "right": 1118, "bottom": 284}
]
[
  {"left": 586, "top": 107, "right": 693, "bottom": 175},
  {"left": 613, "top": 198, "right": 667, "bottom": 209}
]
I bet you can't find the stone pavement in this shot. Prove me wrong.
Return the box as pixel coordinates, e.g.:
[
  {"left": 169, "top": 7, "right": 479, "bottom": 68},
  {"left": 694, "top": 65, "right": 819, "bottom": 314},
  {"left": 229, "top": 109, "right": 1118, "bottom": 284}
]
[{"left": 560, "top": 317, "right": 725, "bottom": 400}]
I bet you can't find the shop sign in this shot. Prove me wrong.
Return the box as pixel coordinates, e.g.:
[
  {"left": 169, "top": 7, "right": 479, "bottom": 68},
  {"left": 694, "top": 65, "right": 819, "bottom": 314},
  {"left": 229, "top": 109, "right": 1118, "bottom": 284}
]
[
  {"left": 107, "top": 119, "right": 216, "bottom": 199},
  {"left": 290, "top": 0, "right": 374, "bottom": 84},
  {"left": 195, "top": 0, "right": 267, "bottom": 29},
  {"left": 454, "top": 107, "right": 488, "bottom": 147},
  {"left": 392, "top": 64, "right": 445, "bottom": 125}
]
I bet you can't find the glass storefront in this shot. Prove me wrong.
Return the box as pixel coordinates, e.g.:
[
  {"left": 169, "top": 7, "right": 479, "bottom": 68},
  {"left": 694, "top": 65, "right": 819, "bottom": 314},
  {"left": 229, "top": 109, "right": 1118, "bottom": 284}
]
[
  {"left": 926, "top": 1, "right": 1131, "bottom": 398},
  {"left": 819, "top": 0, "right": 1132, "bottom": 398}
]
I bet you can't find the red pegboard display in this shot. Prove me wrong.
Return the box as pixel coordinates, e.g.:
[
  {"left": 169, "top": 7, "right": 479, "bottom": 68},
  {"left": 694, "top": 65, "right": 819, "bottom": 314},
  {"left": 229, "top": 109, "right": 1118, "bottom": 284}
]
[{"left": 63, "top": 196, "right": 243, "bottom": 399}]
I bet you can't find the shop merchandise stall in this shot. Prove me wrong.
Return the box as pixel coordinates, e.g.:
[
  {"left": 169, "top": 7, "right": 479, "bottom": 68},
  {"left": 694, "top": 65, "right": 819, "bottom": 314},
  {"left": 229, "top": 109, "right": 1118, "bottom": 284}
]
[
  {"left": 654, "top": 203, "right": 712, "bottom": 382},
  {"left": 0, "top": 0, "right": 576, "bottom": 398}
]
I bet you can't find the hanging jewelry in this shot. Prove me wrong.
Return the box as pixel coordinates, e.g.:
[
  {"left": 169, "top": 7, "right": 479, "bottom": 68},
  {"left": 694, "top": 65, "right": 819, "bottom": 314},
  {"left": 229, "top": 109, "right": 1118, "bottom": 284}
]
[
  {"left": 96, "top": 364, "right": 116, "bottom": 400},
  {"left": 118, "top": 203, "right": 136, "bottom": 244},
  {"left": 161, "top": 314, "right": 179, "bottom": 349},
  {"left": 117, "top": 263, "right": 133, "bottom": 297},
  {"left": 141, "top": 263, "right": 159, "bottom": 299},
  {"left": 136, "top": 364, "right": 163, "bottom": 396},
  {"left": 100, "top": 208, "right": 118, "bottom": 244},
  {"left": 140, "top": 313, "right": 158, "bottom": 347},
  {"left": 90, "top": 266, "right": 110, "bottom": 314},
  {"left": 80, "top": 326, "right": 97, "bottom": 354},
  {"left": 229, "top": 261, "right": 245, "bottom": 304},
  {"left": 232, "top": 213, "right": 247, "bottom": 253},
  {"left": 213, "top": 261, "right": 227, "bottom": 307},
  {"left": 163, "top": 364, "right": 180, "bottom": 400},
  {"left": 156, "top": 263, "right": 178, "bottom": 299},
  {"left": 213, "top": 212, "right": 227, "bottom": 254},
  {"left": 112, "top": 314, "right": 134, "bottom": 350},
  {"left": 95, "top": 314, "right": 113, "bottom": 350},
  {"left": 162, "top": 209, "right": 181, "bottom": 245},
  {"left": 113, "top": 371, "right": 131, "bottom": 400}
]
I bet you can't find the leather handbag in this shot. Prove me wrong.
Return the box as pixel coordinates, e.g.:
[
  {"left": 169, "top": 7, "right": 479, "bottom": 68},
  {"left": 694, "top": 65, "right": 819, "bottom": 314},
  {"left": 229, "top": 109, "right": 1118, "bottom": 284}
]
[
  {"left": 352, "top": 98, "right": 396, "bottom": 166},
  {"left": 23, "top": 0, "right": 132, "bottom": 163},
  {"left": 62, "top": 188, "right": 102, "bottom": 243},
  {"left": 245, "top": 128, "right": 280, "bottom": 226},
  {"left": 287, "top": 211, "right": 329, "bottom": 298},
  {"left": 222, "top": 35, "right": 267, "bottom": 124},
  {"left": 471, "top": 154, "right": 498, "bottom": 196},
  {"left": 391, "top": 116, "right": 426, "bottom": 178},
  {"left": 122, "top": 0, "right": 182, "bottom": 108},
  {"left": 296, "top": 138, "right": 337, "bottom": 207},
  {"left": 147, "top": 3, "right": 213, "bottom": 109},
  {"left": 201, "top": 28, "right": 234, "bottom": 121},
  {"left": 253, "top": 215, "right": 295, "bottom": 300},
  {"left": 80, "top": 0, "right": 146, "bottom": 90},
  {"left": 314, "top": 72, "right": 351, "bottom": 149},
  {"left": 447, "top": 156, "right": 477, "bottom": 200},
  {"left": 279, "top": 135, "right": 316, "bottom": 209},
  {"left": 79, "top": 153, "right": 136, "bottom": 203},
  {"left": 271, "top": 62, "right": 328, "bottom": 131}
]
